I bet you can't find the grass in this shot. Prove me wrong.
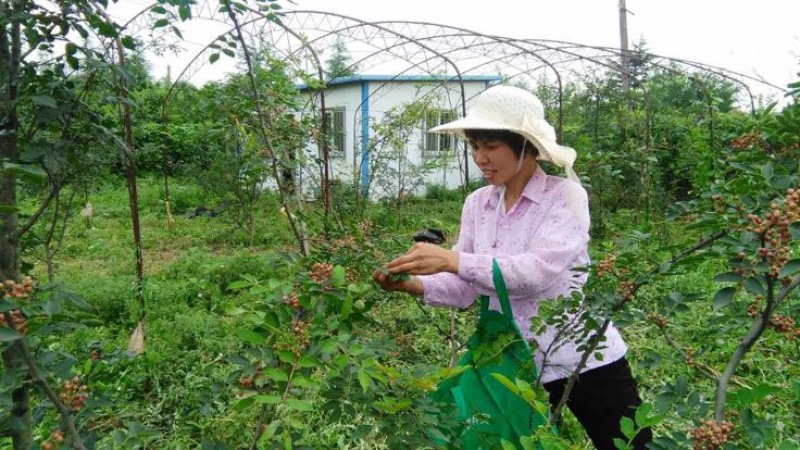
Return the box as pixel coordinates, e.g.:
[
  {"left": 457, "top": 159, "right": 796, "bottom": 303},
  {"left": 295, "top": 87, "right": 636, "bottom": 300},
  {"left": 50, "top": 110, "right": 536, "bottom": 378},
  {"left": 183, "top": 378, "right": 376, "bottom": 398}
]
[{"left": 6, "top": 174, "right": 799, "bottom": 449}]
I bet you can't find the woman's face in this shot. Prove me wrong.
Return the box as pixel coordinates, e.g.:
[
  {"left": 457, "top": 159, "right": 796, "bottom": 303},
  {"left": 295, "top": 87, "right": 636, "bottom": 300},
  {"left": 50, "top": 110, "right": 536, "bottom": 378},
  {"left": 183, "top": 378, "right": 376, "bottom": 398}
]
[{"left": 470, "top": 139, "right": 522, "bottom": 186}]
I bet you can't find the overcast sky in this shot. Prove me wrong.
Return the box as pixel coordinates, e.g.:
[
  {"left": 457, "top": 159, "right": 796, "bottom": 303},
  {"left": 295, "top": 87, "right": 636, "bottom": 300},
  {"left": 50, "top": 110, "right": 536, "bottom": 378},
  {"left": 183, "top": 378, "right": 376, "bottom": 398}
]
[{"left": 113, "top": 0, "right": 799, "bottom": 99}]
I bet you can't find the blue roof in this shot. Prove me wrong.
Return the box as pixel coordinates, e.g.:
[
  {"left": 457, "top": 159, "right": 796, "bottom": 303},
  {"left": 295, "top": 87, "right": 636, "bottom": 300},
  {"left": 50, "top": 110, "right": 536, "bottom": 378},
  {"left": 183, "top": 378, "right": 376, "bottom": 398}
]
[{"left": 296, "top": 73, "right": 501, "bottom": 90}]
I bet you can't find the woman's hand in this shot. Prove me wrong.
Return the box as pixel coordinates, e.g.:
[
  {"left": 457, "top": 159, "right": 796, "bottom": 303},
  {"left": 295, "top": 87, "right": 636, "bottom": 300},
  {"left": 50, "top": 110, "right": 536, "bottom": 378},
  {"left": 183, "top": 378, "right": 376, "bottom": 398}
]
[
  {"left": 386, "top": 243, "right": 459, "bottom": 276},
  {"left": 372, "top": 271, "right": 424, "bottom": 296}
]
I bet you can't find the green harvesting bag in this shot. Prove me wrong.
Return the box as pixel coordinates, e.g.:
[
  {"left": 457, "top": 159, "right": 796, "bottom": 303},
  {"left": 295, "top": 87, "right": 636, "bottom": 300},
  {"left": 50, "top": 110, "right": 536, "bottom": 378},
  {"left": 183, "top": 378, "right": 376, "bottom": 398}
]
[{"left": 431, "top": 260, "right": 550, "bottom": 449}]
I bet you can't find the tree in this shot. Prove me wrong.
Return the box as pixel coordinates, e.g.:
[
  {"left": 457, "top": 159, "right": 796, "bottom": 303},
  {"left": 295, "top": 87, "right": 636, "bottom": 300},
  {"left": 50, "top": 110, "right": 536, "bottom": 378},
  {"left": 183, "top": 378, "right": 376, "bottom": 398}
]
[{"left": 324, "top": 37, "right": 358, "bottom": 80}]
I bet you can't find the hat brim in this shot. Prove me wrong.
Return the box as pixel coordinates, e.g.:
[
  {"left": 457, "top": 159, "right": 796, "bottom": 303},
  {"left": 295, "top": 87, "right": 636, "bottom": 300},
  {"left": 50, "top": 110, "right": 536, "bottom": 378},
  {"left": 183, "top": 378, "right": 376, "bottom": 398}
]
[{"left": 429, "top": 118, "right": 576, "bottom": 169}]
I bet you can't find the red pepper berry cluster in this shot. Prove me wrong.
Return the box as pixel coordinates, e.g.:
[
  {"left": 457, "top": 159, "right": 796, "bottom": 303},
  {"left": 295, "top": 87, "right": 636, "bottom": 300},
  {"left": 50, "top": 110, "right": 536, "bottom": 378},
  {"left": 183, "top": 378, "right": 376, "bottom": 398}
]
[
  {"left": 357, "top": 219, "right": 373, "bottom": 235},
  {"left": 2, "top": 276, "right": 34, "bottom": 300},
  {"left": 308, "top": 262, "right": 333, "bottom": 284},
  {"left": 711, "top": 195, "right": 728, "bottom": 214},
  {"left": 596, "top": 254, "right": 617, "bottom": 278},
  {"left": 58, "top": 376, "right": 89, "bottom": 412},
  {"left": 685, "top": 347, "right": 697, "bottom": 367},
  {"left": 778, "top": 142, "right": 800, "bottom": 156},
  {"left": 0, "top": 310, "right": 27, "bottom": 335},
  {"left": 646, "top": 311, "right": 669, "bottom": 328},
  {"left": 1, "top": 277, "right": 34, "bottom": 336},
  {"left": 618, "top": 280, "right": 635, "bottom": 300},
  {"left": 273, "top": 319, "right": 311, "bottom": 358},
  {"left": 770, "top": 314, "right": 798, "bottom": 339},
  {"left": 743, "top": 188, "right": 799, "bottom": 281},
  {"left": 236, "top": 364, "right": 264, "bottom": 392},
  {"left": 237, "top": 376, "right": 254, "bottom": 389},
  {"left": 691, "top": 419, "right": 735, "bottom": 449},
  {"left": 729, "top": 132, "right": 761, "bottom": 150},
  {"left": 283, "top": 292, "right": 301, "bottom": 310},
  {"left": 329, "top": 235, "right": 357, "bottom": 252},
  {"left": 40, "top": 429, "right": 64, "bottom": 450}
]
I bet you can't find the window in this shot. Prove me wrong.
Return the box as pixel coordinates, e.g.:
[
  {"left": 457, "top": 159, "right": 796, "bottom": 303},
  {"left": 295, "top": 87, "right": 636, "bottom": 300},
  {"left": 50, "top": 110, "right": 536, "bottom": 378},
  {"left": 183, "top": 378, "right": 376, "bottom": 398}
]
[
  {"left": 423, "top": 109, "right": 457, "bottom": 155},
  {"left": 322, "top": 107, "right": 346, "bottom": 158}
]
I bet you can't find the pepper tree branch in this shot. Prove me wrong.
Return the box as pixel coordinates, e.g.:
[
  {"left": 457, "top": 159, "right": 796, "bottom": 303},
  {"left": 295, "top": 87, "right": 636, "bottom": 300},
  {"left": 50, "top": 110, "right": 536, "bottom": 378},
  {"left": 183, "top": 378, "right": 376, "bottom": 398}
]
[
  {"left": 224, "top": 2, "right": 308, "bottom": 256},
  {"left": 551, "top": 231, "right": 726, "bottom": 422},
  {"left": 713, "top": 274, "right": 800, "bottom": 420},
  {"left": 2, "top": 312, "right": 86, "bottom": 450}
]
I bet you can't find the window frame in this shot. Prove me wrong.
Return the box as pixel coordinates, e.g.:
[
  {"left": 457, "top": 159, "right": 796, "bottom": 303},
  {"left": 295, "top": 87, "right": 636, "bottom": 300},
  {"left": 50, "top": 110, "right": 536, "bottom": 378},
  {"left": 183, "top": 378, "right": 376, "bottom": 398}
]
[{"left": 422, "top": 109, "right": 457, "bottom": 157}]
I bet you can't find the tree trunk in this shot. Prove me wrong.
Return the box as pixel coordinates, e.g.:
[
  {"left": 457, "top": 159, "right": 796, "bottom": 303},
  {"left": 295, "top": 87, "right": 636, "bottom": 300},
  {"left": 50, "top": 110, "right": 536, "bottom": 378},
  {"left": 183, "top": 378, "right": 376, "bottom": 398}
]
[{"left": 0, "top": 4, "right": 33, "bottom": 447}]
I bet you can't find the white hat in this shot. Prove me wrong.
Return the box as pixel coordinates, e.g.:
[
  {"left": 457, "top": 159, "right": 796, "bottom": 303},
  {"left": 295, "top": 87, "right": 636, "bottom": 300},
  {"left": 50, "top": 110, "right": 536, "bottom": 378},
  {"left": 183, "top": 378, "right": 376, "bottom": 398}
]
[{"left": 429, "top": 85, "right": 580, "bottom": 183}]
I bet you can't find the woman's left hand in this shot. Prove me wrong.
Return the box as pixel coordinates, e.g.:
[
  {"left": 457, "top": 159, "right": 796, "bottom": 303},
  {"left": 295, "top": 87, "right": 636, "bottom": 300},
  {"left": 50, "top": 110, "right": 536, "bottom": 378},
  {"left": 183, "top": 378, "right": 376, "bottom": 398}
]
[{"left": 386, "top": 243, "right": 459, "bottom": 276}]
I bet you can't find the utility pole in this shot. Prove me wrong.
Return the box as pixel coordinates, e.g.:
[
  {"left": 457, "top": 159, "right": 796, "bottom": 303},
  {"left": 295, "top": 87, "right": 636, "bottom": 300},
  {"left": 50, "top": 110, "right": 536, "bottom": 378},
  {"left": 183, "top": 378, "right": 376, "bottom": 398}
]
[{"left": 619, "top": 0, "right": 630, "bottom": 95}]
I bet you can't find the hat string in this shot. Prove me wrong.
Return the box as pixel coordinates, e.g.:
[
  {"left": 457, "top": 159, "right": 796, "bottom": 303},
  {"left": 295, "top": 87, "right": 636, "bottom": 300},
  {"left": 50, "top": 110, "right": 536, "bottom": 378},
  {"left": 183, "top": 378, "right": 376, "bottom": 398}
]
[{"left": 492, "top": 139, "right": 529, "bottom": 248}]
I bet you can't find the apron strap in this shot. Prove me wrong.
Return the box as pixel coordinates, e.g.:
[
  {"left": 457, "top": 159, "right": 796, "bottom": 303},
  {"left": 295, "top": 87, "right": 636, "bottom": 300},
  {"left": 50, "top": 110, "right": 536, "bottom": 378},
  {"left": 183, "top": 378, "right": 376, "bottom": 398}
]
[{"left": 492, "top": 259, "right": 513, "bottom": 319}]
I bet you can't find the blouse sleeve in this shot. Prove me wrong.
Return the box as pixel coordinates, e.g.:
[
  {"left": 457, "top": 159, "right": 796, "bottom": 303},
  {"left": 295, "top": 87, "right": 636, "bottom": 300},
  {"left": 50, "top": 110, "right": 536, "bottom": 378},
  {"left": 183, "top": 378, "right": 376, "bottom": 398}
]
[
  {"left": 418, "top": 193, "right": 479, "bottom": 309},
  {"left": 457, "top": 183, "right": 589, "bottom": 297}
]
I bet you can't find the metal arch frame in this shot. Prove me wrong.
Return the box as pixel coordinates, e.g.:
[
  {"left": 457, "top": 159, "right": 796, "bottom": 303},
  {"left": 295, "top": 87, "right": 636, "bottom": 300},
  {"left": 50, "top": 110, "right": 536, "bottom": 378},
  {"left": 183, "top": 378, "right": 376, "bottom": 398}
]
[{"left": 136, "top": 8, "right": 787, "bottom": 209}]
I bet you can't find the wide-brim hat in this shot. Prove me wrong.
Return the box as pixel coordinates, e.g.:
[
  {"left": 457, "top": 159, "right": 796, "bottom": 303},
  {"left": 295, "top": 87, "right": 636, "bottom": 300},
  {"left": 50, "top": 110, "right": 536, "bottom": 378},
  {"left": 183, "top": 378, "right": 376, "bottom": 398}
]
[{"left": 429, "top": 85, "right": 579, "bottom": 183}]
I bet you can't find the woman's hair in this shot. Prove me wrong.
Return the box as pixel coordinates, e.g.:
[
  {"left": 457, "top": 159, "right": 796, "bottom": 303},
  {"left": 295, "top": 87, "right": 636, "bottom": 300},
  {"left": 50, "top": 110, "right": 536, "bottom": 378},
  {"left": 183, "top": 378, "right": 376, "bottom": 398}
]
[{"left": 463, "top": 129, "right": 540, "bottom": 159}]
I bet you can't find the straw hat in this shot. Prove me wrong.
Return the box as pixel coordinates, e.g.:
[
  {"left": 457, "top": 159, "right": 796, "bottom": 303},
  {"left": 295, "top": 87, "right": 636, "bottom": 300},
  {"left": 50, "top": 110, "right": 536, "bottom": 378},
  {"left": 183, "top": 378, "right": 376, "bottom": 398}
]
[{"left": 429, "top": 85, "right": 579, "bottom": 183}]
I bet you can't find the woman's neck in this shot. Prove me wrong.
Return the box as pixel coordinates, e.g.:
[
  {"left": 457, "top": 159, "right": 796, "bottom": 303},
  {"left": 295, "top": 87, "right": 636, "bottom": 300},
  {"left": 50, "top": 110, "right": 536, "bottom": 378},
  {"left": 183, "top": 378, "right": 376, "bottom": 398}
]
[{"left": 503, "top": 157, "right": 537, "bottom": 210}]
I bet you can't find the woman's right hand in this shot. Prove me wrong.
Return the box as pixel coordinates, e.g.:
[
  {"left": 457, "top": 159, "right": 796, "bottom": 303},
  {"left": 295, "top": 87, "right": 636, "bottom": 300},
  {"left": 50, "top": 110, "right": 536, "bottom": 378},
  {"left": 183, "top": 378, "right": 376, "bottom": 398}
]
[{"left": 372, "top": 270, "right": 424, "bottom": 296}]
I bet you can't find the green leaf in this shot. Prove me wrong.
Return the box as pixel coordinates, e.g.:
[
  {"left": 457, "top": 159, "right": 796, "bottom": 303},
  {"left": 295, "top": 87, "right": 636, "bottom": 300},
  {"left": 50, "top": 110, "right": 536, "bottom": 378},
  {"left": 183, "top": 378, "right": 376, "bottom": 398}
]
[
  {"left": 713, "top": 286, "right": 736, "bottom": 310},
  {"left": 761, "top": 164, "right": 774, "bottom": 181},
  {"left": 298, "top": 355, "right": 317, "bottom": 368},
  {"left": 171, "top": 25, "right": 183, "bottom": 39},
  {"left": 358, "top": 369, "right": 371, "bottom": 393},
  {"left": 232, "top": 396, "right": 256, "bottom": 411},
  {"left": 234, "top": 328, "right": 265, "bottom": 345},
  {"left": 30, "top": 95, "right": 58, "bottom": 108},
  {"left": 713, "top": 272, "right": 743, "bottom": 283},
  {"left": 331, "top": 265, "right": 345, "bottom": 286},
  {"left": 255, "top": 395, "right": 281, "bottom": 404},
  {"left": 779, "top": 259, "right": 800, "bottom": 278},
  {"left": 2, "top": 163, "right": 46, "bottom": 180},
  {"left": 227, "top": 280, "right": 251, "bottom": 290},
  {"left": 778, "top": 439, "right": 800, "bottom": 450},
  {"left": 121, "top": 36, "right": 136, "bottom": 50},
  {"left": 620, "top": 416, "right": 635, "bottom": 440},
  {"left": 151, "top": 6, "right": 168, "bottom": 14},
  {"left": 489, "top": 373, "right": 520, "bottom": 396},
  {"left": 259, "top": 420, "right": 281, "bottom": 442},
  {"left": 634, "top": 403, "right": 652, "bottom": 427},
  {"left": 388, "top": 273, "right": 410, "bottom": 282},
  {"left": 97, "top": 21, "right": 118, "bottom": 38},
  {"left": 285, "top": 398, "right": 314, "bottom": 412},
  {"left": 153, "top": 18, "right": 170, "bottom": 28},
  {"left": 743, "top": 277, "right": 766, "bottom": 296},
  {"left": 0, "top": 205, "right": 19, "bottom": 213},
  {"left": 0, "top": 327, "right": 23, "bottom": 342},
  {"left": 222, "top": 48, "right": 235, "bottom": 58},
  {"left": 263, "top": 368, "right": 288, "bottom": 382},
  {"left": 613, "top": 437, "right": 628, "bottom": 450},
  {"left": 179, "top": 4, "right": 192, "bottom": 20},
  {"left": 501, "top": 439, "right": 517, "bottom": 450}
]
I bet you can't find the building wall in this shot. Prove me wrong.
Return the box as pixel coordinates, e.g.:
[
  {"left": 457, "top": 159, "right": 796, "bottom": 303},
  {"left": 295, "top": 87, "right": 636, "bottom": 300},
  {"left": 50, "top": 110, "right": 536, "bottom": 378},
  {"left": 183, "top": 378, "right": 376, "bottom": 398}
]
[{"left": 299, "top": 78, "right": 495, "bottom": 200}]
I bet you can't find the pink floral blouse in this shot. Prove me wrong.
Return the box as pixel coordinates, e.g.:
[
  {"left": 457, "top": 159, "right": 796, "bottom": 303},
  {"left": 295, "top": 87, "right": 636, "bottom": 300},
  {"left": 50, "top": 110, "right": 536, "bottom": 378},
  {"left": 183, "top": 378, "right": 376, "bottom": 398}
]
[{"left": 418, "top": 166, "right": 628, "bottom": 384}]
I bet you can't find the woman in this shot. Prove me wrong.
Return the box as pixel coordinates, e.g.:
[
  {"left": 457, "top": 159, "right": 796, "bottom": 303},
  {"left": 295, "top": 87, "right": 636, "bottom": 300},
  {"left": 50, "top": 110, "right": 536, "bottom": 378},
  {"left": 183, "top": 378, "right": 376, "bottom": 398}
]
[{"left": 373, "top": 85, "right": 651, "bottom": 449}]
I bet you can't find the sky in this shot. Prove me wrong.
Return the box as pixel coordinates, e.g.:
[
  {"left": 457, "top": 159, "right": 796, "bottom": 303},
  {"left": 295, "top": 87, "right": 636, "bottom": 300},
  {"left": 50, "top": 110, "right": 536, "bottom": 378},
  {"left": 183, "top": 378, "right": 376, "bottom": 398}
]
[{"left": 111, "top": 0, "right": 800, "bottom": 100}]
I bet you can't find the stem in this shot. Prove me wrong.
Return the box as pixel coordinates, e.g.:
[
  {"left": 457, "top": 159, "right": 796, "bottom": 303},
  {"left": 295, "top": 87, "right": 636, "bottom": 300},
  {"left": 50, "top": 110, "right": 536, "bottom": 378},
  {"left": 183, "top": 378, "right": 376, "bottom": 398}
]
[
  {"left": 552, "top": 231, "right": 726, "bottom": 422},
  {"left": 713, "top": 275, "right": 800, "bottom": 420},
  {"left": 224, "top": 4, "right": 308, "bottom": 256},
  {"left": 449, "top": 310, "right": 458, "bottom": 368},
  {"left": 2, "top": 313, "right": 86, "bottom": 449},
  {"left": 16, "top": 185, "right": 58, "bottom": 238}
]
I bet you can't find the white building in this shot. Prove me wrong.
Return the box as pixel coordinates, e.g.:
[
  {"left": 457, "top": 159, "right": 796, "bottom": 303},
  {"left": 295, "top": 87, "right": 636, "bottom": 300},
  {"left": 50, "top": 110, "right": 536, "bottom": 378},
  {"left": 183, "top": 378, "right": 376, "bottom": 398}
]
[{"left": 298, "top": 74, "right": 501, "bottom": 199}]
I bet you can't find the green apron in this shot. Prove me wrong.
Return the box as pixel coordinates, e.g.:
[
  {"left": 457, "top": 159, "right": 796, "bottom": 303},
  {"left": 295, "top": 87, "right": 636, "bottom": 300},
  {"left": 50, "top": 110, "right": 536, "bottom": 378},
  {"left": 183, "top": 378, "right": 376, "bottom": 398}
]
[{"left": 431, "top": 260, "right": 550, "bottom": 449}]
